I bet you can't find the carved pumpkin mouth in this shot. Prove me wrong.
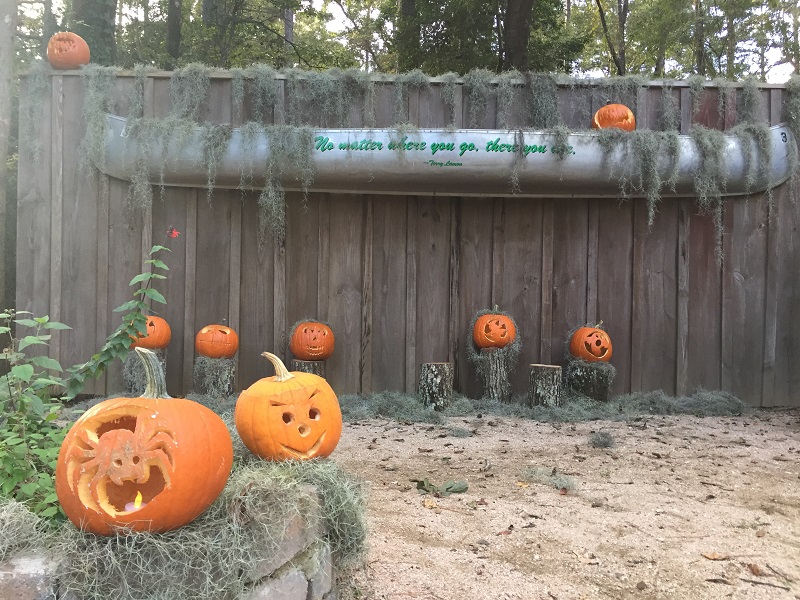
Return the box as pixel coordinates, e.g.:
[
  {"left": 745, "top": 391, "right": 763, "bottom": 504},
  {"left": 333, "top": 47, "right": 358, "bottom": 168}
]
[
  {"left": 304, "top": 345, "right": 325, "bottom": 356},
  {"left": 280, "top": 432, "right": 327, "bottom": 459},
  {"left": 584, "top": 340, "right": 609, "bottom": 358}
]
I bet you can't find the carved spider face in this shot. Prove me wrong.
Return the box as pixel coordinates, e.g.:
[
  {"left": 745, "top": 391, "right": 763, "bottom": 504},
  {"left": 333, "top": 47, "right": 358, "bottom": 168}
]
[{"left": 64, "top": 407, "right": 177, "bottom": 516}]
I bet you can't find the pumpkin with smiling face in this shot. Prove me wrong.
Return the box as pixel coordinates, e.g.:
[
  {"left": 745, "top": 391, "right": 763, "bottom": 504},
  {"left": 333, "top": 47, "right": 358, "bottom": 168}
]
[
  {"left": 235, "top": 352, "right": 342, "bottom": 461},
  {"left": 591, "top": 103, "right": 636, "bottom": 132},
  {"left": 472, "top": 313, "right": 517, "bottom": 349},
  {"left": 54, "top": 348, "right": 233, "bottom": 535},
  {"left": 289, "top": 321, "right": 335, "bottom": 361},
  {"left": 569, "top": 327, "right": 613, "bottom": 362}
]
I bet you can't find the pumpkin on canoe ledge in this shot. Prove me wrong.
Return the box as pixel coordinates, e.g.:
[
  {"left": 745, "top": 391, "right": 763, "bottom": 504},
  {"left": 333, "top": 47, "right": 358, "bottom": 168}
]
[
  {"left": 591, "top": 103, "right": 636, "bottom": 132},
  {"left": 55, "top": 348, "right": 233, "bottom": 535},
  {"left": 235, "top": 352, "right": 342, "bottom": 461}
]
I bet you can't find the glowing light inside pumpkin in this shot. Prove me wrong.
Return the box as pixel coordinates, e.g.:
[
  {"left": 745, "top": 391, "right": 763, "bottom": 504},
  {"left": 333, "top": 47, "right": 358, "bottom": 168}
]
[{"left": 124, "top": 491, "right": 145, "bottom": 512}]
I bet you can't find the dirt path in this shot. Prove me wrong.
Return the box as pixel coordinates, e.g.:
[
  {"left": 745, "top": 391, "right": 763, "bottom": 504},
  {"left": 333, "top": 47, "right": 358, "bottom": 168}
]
[{"left": 332, "top": 411, "right": 800, "bottom": 599}]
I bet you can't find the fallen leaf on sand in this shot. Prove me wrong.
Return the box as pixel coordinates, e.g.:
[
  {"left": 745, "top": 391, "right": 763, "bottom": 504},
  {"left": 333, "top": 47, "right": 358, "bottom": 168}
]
[
  {"left": 702, "top": 552, "right": 730, "bottom": 561},
  {"left": 747, "top": 563, "right": 764, "bottom": 576}
]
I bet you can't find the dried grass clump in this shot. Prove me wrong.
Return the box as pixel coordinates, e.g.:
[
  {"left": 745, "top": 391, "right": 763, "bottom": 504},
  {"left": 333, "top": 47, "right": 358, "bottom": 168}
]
[
  {"left": 522, "top": 466, "right": 577, "bottom": 492},
  {"left": 588, "top": 431, "right": 614, "bottom": 448},
  {"left": 339, "top": 391, "right": 446, "bottom": 425},
  {"left": 54, "top": 460, "right": 367, "bottom": 600},
  {"left": 0, "top": 500, "right": 53, "bottom": 561}
]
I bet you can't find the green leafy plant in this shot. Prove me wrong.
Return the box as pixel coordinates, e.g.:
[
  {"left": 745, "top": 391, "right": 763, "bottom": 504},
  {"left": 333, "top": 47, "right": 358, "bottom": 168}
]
[
  {"left": 65, "top": 241, "right": 173, "bottom": 399},
  {"left": 0, "top": 310, "right": 71, "bottom": 520}
]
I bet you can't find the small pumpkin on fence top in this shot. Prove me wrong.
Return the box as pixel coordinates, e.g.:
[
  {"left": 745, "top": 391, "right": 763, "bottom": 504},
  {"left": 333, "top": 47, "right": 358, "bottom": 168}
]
[
  {"left": 289, "top": 320, "right": 335, "bottom": 361},
  {"left": 46, "top": 32, "right": 90, "bottom": 70},
  {"left": 130, "top": 315, "right": 171, "bottom": 350},
  {"left": 591, "top": 103, "right": 636, "bottom": 132},
  {"left": 569, "top": 326, "right": 613, "bottom": 362},
  {"left": 195, "top": 324, "right": 239, "bottom": 358},
  {"left": 472, "top": 311, "right": 517, "bottom": 349},
  {"left": 55, "top": 348, "right": 233, "bottom": 535},
  {"left": 235, "top": 352, "right": 342, "bottom": 461}
]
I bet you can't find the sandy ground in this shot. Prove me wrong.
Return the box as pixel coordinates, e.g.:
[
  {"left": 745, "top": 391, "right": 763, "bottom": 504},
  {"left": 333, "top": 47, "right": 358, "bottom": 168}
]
[{"left": 331, "top": 410, "right": 800, "bottom": 600}]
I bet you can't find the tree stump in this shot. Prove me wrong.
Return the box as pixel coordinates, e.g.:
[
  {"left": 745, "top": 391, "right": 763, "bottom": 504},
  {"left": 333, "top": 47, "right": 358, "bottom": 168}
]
[
  {"left": 193, "top": 356, "right": 236, "bottom": 398},
  {"left": 123, "top": 349, "right": 166, "bottom": 396},
  {"left": 418, "top": 362, "right": 454, "bottom": 411},
  {"left": 291, "top": 359, "right": 326, "bottom": 378},
  {"left": 528, "top": 364, "right": 562, "bottom": 407},
  {"left": 565, "top": 359, "right": 616, "bottom": 403},
  {"left": 480, "top": 348, "right": 512, "bottom": 402}
]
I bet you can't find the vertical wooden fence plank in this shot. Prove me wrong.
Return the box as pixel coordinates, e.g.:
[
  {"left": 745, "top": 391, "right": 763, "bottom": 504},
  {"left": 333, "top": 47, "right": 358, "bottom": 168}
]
[
  {"left": 360, "top": 198, "right": 374, "bottom": 393},
  {"left": 181, "top": 199, "right": 198, "bottom": 392},
  {"left": 49, "top": 75, "right": 64, "bottom": 366},
  {"left": 405, "top": 198, "right": 418, "bottom": 393},
  {"left": 539, "top": 201, "right": 554, "bottom": 363}
]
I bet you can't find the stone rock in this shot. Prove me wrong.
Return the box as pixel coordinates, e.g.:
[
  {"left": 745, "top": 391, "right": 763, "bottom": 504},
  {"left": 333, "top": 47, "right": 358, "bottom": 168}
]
[
  {"left": 0, "top": 552, "right": 56, "bottom": 600},
  {"left": 244, "top": 568, "right": 309, "bottom": 600}
]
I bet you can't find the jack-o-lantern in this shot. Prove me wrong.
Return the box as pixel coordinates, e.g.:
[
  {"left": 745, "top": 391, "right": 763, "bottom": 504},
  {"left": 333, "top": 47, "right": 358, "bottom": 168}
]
[
  {"left": 592, "top": 103, "right": 636, "bottom": 131},
  {"left": 55, "top": 348, "right": 233, "bottom": 535},
  {"left": 235, "top": 352, "right": 342, "bottom": 461},
  {"left": 473, "top": 312, "right": 517, "bottom": 349},
  {"left": 130, "top": 315, "right": 171, "bottom": 350},
  {"left": 195, "top": 324, "right": 239, "bottom": 358},
  {"left": 289, "top": 321, "right": 335, "bottom": 361},
  {"left": 569, "top": 326, "right": 613, "bottom": 362},
  {"left": 46, "top": 32, "right": 90, "bottom": 70}
]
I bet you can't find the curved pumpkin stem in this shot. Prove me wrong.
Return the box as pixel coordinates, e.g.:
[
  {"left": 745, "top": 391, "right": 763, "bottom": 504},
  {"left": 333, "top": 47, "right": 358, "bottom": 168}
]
[
  {"left": 262, "top": 352, "right": 295, "bottom": 382},
  {"left": 135, "top": 347, "right": 172, "bottom": 399}
]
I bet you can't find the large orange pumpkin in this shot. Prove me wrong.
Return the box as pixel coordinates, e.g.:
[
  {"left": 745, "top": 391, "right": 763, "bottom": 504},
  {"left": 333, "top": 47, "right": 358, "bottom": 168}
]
[
  {"left": 591, "top": 103, "right": 636, "bottom": 132},
  {"left": 472, "top": 312, "right": 517, "bottom": 349},
  {"left": 195, "top": 324, "right": 239, "bottom": 358},
  {"left": 569, "top": 326, "right": 613, "bottom": 362},
  {"left": 46, "top": 32, "right": 90, "bottom": 70},
  {"left": 55, "top": 348, "right": 233, "bottom": 535},
  {"left": 131, "top": 315, "right": 171, "bottom": 350},
  {"left": 235, "top": 352, "right": 342, "bottom": 461},
  {"left": 289, "top": 321, "right": 335, "bottom": 361}
]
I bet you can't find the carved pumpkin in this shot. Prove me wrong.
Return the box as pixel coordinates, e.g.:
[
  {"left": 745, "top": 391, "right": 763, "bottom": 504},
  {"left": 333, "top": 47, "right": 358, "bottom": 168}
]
[
  {"left": 591, "top": 103, "right": 636, "bottom": 132},
  {"left": 289, "top": 321, "right": 335, "bottom": 361},
  {"left": 195, "top": 324, "right": 239, "bottom": 358},
  {"left": 569, "top": 327, "right": 613, "bottom": 362},
  {"left": 472, "top": 313, "right": 517, "bottom": 349},
  {"left": 46, "top": 32, "right": 91, "bottom": 70},
  {"left": 235, "top": 352, "right": 342, "bottom": 461},
  {"left": 131, "top": 315, "right": 171, "bottom": 350},
  {"left": 55, "top": 348, "right": 233, "bottom": 535}
]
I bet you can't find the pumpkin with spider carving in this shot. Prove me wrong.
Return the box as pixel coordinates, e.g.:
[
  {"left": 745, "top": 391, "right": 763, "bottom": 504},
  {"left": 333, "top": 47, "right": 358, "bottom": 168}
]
[{"left": 54, "top": 348, "right": 233, "bottom": 535}]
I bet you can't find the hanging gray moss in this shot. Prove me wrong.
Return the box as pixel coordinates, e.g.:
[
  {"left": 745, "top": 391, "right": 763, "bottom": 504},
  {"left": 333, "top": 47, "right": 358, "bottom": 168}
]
[
  {"left": 439, "top": 71, "right": 461, "bottom": 129},
  {"left": 231, "top": 64, "right": 280, "bottom": 123},
  {"left": 525, "top": 72, "right": 561, "bottom": 129},
  {"left": 19, "top": 60, "right": 50, "bottom": 164},
  {"left": 738, "top": 76, "right": 766, "bottom": 124},
  {"left": 127, "top": 64, "right": 155, "bottom": 120},
  {"left": 595, "top": 75, "right": 647, "bottom": 115},
  {"left": 463, "top": 68, "right": 494, "bottom": 128},
  {"left": 496, "top": 70, "right": 522, "bottom": 129},
  {"left": 713, "top": 77, "right": 735, "bottom": 124},
  {"left": 466, "top": 308, "right": 522, "bottom": 402},
  {"left": 687, "top": 74, "right": 707, "bottom": 118},
  {"left": 691, "top": 125, "right": 728, "bottom": 259},
  {"left": 201, "top": 123, "right": 234, "bottom": 202},
  {"left": 192, "top": 356, "right": 236, "bottom": 398},
  {"left": 659, "top": 79, "right": 680, "bottom": 132},
  {"left": 169, "top": 63, "right": 213, "bottom": 120},
  {"left": 393, "top": 69, "right": 431, "bottom": 125},
  {"left": 80, "top": 64, "right": 119, "bottom": 176}
]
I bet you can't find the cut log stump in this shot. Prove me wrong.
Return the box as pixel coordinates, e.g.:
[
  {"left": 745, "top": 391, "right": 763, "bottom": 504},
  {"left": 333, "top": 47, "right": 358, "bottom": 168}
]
[
  {"left": 565, "top": 359, "right": 616, "bottom": 403},
  {"left": 418, "top": 362, "right": 454, "bottom": 411},
  {"left": 528, "top": 364, "right": 562, "bottom": 407},
  {"left": 193, "top": 357, "right": 236, "bottom": 398},
  {"left": 291, "top": 359, "right": 326, "bottom": 378},
  {"left": 480, "top": 348, "right": 512, "bottom": 402}
]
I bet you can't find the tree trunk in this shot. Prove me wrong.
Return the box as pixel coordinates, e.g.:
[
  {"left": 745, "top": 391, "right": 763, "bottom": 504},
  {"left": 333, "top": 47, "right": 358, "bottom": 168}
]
[
  {"left": 166, "top": 0, "right": 182, "bottom": 67},
  {"left": 595, "top": 0, "right": 626, "bottom": 75},
  {"left": 725, "top": 13, "right": 735, "bottom": 79},
  {"left": 0, "top": 0, "right": 15, "bottom": 313},
  {"left": 694, "top": 0, "right": 706, "bottom": 75},
  {"left": 71, "top": 0, "right": 118, "bottom": 65},
  {"left": 502, "top": 0, "right": 535, "bottom": 71},
  {"left": 396, "top": 0, "right": 419, "bottom": 72}
]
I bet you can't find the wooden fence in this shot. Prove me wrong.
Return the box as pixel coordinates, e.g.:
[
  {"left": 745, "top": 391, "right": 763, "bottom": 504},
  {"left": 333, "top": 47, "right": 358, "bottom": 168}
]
[{"left": 15, "top": 72, "right": 800, "bottom": 406}]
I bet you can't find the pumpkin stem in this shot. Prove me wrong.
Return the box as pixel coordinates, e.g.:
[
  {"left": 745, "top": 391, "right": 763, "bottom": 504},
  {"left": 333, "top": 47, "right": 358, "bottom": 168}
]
[
  {"left": 135, "top": 347, "right": 172, "bottom": 398},
  {"left": 262, "top": 351, "right": 295, "bottom": 382}
]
